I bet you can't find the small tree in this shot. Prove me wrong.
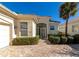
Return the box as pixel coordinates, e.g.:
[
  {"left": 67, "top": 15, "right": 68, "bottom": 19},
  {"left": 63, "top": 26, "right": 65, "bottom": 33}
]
[{"left": 60, "top": 2, "right": 78, "bottom": 36}]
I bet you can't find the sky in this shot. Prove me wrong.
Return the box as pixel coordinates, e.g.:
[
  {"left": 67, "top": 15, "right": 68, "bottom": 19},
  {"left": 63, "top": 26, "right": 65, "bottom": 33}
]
[{"left": 0, "top": 2, "right": 79, "bottom": 24}]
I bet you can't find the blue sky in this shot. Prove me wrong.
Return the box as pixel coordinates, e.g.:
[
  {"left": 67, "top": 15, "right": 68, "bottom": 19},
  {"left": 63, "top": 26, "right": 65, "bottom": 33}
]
[{"left": 0, "top": 2, "right": 79, "bottom": 24}]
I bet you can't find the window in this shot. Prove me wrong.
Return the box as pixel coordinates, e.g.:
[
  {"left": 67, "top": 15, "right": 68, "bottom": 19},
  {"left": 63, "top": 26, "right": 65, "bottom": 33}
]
[
  {"left": 50, "top": 26, "right": 55, "bottom": 30},
  {"left": 20, "top": 22, "right": 28, "bottom": 36},
  {"left": 72, "top": 25, "right": 79, "bottom": 32}
]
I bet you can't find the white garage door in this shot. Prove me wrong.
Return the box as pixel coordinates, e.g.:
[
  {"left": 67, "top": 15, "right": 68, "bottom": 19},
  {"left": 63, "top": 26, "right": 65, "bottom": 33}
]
[{"left": 0, "top": 24, "right": 10, "bottom": 48}]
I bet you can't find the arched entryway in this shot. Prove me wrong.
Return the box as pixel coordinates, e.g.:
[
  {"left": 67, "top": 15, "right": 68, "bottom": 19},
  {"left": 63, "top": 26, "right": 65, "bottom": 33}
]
[{"left": 36, "top": 23, "right": 47, "bottom": 39}]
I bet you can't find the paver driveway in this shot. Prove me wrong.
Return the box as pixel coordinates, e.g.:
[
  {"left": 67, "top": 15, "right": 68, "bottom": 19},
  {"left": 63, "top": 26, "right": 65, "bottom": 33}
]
[{"left": 0, "top": 40, "right": 79, "bottom": 57}]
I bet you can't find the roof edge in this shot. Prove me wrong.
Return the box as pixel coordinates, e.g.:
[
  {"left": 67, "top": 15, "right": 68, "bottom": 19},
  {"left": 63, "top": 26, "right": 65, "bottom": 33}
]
[{"left": 0, "top": 4, "right": 17, "bottom": 15}]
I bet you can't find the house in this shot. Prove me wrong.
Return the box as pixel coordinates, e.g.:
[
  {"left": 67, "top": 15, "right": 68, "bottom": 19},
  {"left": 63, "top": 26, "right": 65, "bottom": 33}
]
[
  {"left": 15, "top": 14, "right": 60, "bottom": 38},
  {"left": 58, "top": 17, "right": 79, "bottom": 35},
  {"left": 0, "top": 4, "right": 59, "bottom": 48}
]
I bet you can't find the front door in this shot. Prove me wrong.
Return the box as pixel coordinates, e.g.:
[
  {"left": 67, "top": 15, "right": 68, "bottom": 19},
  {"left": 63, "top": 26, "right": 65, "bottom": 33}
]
[
  {"left": 37, "top": 23, "right": 47, "bottom": 39},
  {"left": 40, "top": 27, "right": 47, "bottom": 39}
]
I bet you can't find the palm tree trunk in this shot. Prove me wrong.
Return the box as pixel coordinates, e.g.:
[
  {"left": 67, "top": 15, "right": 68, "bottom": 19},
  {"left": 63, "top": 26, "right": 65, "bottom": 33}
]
[{"left": 65, "top": 18, "right": 68, "bottom": 36}]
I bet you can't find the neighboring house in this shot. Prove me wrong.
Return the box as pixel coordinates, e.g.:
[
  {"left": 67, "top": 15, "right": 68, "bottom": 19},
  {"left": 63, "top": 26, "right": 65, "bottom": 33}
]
[
  {"left": 58, "top": 17, "right": 79, "bottom": 35},
  {"left": 0, "top": 4, "right": 59, "bottom": 48}
]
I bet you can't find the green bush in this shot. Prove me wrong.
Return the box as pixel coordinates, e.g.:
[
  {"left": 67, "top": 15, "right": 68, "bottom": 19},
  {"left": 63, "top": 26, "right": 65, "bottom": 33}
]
[
  {"left": 73, "top": 34, "right": 79, "bottom": 43},
  {"left": 48, "top": 36, "right": 60, "bottom": 44},
  {"left": 57, "top": 32, "right": 63, "bottom": 37},
  {"left": 48, "top": 36, "right": 54, "bottom": 43},
  {"left": 48, "top": 34, "right": 58, "bottom": 37},
  {"left": 48, "top": 34, "right": 74, "bottom": 44},
  {"left": 60, "top": 36, "right": 68, "bottom": 44},
  {"left": 12, "top": 36, "right": 39, "bottom": 45},
  {"left": 52, "top": 37, "right": 60, "bottom": 44},
  {"left": 57, "top": 32, "right": 70, "bottom": 37},
  {"left": 67, "top": 36, "right": 74, "bottom": 44}
]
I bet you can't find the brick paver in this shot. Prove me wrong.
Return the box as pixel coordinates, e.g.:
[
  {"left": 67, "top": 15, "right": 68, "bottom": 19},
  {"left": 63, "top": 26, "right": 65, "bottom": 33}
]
[{"left": 0, "top": 40, "right": 79, "bottom": 57}]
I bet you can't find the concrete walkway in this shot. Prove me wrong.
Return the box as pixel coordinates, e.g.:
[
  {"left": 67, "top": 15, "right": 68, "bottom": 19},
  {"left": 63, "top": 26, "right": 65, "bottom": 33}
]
[{"left": 0, "top": 40, "right": 79, "bottom": 57}]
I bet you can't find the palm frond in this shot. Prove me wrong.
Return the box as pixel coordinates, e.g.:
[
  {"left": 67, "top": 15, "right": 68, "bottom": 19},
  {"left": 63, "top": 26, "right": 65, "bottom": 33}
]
[
  {"left": 59, "top": 2, "right": 78, "bottom": 19},
  {"left": 70, "top": 8, "right": 78, "bottom": 16}
]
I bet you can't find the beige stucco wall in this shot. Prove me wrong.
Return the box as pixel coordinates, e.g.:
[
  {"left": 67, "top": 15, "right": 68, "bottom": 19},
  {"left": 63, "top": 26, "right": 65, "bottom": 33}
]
[
  {"left": 15, "top": 15, "right": 51, "bottom": 37},
  {"left": 49, "top": 22, "right": 59, "bottom": 34},
  {"left": 15, "top": 15, "right": 60, "bottom": 37},
  {"left": 68, "top": 22, "right": 79, "bottom": 35},
  {"left": 34, "top": 17, "right": 50, "bottom": 35},
  {"left": 58, "top": 25, "right": 65, "bottom": 33},
  {"left": 58, "top": 24, "right": 71, "bottom": 34},
  {"left": 15, "top": 19, "right": 36, "bottom": 37},
  {"left": 34, "top": 16, "right": 59, "bottom": 35}
]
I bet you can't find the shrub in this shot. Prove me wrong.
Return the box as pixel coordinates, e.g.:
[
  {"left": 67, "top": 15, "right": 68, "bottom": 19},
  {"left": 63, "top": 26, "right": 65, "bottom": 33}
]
[
  {"left": 48, "top": 36, "right": 54, "bottom": 43},
  {"left": 73, "top": 34, "right": 79, "bottom": 43},
  {"left": 48, "top": 36, "right": 60, "bottom": 44},
  {"left": 57, "top": 32, "right": 66, "bottom": 37},
  {"left": 60, "top": 36, "right": 68, "bottom": 44},
  {"left": 12, "top": 36, "right": 39, "bottom": 45},
  {"left": 29, "top": 37, "right": 39, "bottom": 45},
  {"left": 57, "top": 32, "right": 63, "bottom": 37},
  {"left": 67, "top": 36, "right": 74, "bottom": 44},
  {"left": 57, "top": 32, "right": 71, "bottom": 37},
  {"left": 48, "top": 34, "right": 56, "bottom": 37},
  {"left": 48, "top": 34, "right": 53, "bottom": 38},
  {"left": 52, "top": 37, "right": 60, "bottom": 44}
]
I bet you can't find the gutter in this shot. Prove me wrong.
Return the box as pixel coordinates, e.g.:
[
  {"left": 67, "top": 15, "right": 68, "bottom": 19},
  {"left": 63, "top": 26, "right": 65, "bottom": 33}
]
[{"left": 0, "top": 4, "right": 17, "bottom": 19}]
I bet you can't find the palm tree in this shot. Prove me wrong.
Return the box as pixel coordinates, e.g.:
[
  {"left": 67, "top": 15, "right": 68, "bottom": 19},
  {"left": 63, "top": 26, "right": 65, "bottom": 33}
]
[{"left": 60, "top": 2, "right": 78, "bottom": 36}]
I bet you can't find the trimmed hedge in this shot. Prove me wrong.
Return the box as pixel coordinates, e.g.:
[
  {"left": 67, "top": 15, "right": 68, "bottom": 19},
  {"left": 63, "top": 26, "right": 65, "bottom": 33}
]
[
  {"left": 51, "top": 37, "right": 60, "bottom": 44},
  {"left": 48, "top": 34, "right": 74, "bottom": 44},
  {"left": 67, "top": 36, "right": 74, "bottom": 44},
  {"left": 60, "top": 36, "right": 68, "bottom": 44},
  {"left": 73, "top": 34, "right": 79, "bottom": 43},
  {"left": 48, "top": 35, "right": 60, "bottom": 44},
  {"left": 12, "top": 36, "right": 39, "bottom": 45},
  {"left": 48, "top": 34, "right": 58, "bottom": 37}
]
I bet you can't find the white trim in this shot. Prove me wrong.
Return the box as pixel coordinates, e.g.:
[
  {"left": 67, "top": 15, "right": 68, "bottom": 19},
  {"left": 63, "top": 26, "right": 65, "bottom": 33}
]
[
  {"left": 0, "top": 18, "right": 11, "bottom": 25},
  {"left": 0, "top": 13, "right": 14, "bottom": 20},
  {"left": 0, "top": 4, "right": 17, "bottom": 15}
]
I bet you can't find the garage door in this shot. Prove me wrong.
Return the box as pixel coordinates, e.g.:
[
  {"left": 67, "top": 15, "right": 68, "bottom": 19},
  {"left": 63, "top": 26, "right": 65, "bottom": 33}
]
[{"left": 0, "top": 24, "right": 10, "bottom": 48}]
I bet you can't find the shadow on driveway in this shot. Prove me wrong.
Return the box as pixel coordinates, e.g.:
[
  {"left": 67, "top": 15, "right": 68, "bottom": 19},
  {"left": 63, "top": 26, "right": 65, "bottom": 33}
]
[
  {"left": 44, "top": 39, "right": 79, "bottom": 57},
  {"left": 69, "top": 44, "right": 79, "bottom": 57}
]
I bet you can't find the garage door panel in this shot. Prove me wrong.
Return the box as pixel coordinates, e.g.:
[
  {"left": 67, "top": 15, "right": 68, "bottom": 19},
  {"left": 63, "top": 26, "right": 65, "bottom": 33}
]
[
  {"left": 0, "top": 25, "right": 10, "bottom": 48},
  {"left": 0, "top": 41, "right": 9, "bottom": 48}
]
